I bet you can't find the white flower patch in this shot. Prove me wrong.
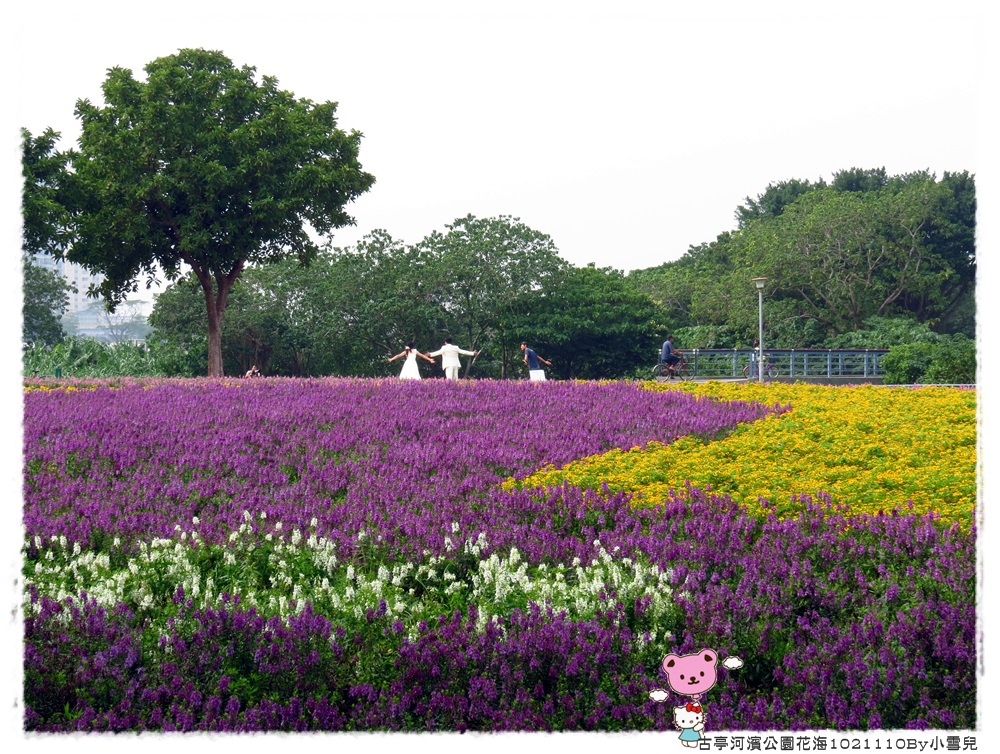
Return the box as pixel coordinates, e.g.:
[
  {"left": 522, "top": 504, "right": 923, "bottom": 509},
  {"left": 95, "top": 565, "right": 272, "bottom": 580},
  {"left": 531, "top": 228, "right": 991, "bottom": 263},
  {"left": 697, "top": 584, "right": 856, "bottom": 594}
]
[{"left": 25, "top": 519, "right": 679, "bottom": 642}]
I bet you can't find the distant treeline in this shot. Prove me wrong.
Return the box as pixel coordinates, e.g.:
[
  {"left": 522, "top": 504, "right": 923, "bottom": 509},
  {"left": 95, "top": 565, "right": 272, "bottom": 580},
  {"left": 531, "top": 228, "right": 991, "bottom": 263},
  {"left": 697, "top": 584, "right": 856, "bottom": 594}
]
[
  {"left": 628, "top": 167, "right": 975, "bottom": 350},
  {"left": 146, "top": 215, "right": 667, "bottom": 380},
  {"left": 26, "top": 168, "right": 975, "bottom": 382}
]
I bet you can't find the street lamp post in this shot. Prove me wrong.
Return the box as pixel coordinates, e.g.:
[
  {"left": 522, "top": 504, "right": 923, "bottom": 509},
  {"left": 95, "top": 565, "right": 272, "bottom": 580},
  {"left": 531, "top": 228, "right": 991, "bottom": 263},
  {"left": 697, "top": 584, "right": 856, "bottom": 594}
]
[{"left": 752, "top": 278, "right": 767, "bottom": 382}]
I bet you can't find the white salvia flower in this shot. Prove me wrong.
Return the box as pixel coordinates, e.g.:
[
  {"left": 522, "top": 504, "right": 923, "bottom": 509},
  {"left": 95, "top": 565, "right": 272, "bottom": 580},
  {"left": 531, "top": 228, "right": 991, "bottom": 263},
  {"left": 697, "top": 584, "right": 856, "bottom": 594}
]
[
  {"left": 291, "top": 529, "right": 302, "bottom": 546},
  {"left": 358, "top": 530, "right": 367, "bottom": 541},
  {"left": 377, "top": 565, "right": 389, "bottom": 582},
  {"left": 346, "top": 565, "right": 355, "bottom": 581},
  {"left": 572, "top": 557, "right": 581, "bottom": 567},
  {"left": 33, "top": 536, "right": 41, "bottom": 549},
  {"left": 260, "top": 511, "right": 267, "bottom": 520},
  {"left": 72, "top": 542, "right": 81, "bottom": 556},
  {"left": 265, "top": 533, "right": 273, "bottom": 542},
  {"left": 451, "top": 521, "right": 460, "bottom": 534},
  {"left": 274, "top": 522, "right": 282, "bottom": 531},
  {"left": 444, "top": 537, "right": 453, "bottom": 551},
  {"left": 192, "top": 516, "right": 200, "bottom": 526},
  {"left": 310, "top": 517, "right": 318, "bottom": 528}
]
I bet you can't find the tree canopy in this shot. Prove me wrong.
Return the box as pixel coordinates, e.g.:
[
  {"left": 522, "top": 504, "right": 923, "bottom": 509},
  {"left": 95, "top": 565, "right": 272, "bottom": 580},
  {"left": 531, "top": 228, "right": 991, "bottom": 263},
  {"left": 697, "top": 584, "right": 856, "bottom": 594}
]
[
  {"left": 27, "top": 48, "right": 374, "bottom": 375},
  {"left": 632, "top": 168, "right": 976, "bottom": 348},
  {"left": 148, "top": 215, "right": 664, "bottom": 379},
  {"left": 22, "top": 257, "right": 73, "bottom": 347},
  {"left": 509, "top": 264, "right": 667, "bottom": 379},
  {"left": 21, "top": 128, "right": 77, "bottom": 348}
]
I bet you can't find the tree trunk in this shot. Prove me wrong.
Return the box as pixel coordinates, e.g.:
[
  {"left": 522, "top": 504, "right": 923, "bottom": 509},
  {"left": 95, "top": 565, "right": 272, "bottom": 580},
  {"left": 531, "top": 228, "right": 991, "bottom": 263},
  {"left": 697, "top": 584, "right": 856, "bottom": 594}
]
[
  {"left": 192, "top": 259, "right": 244, "bottom": 377},
  {"left": 200, "top": 277, "right": 226, "bottom": 377}
]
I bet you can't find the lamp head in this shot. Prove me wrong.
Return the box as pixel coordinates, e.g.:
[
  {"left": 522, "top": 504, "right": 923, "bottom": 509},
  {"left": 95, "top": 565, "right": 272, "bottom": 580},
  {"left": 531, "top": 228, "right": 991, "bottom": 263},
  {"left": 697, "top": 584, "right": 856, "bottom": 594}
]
[{"left": 752, "top": 277, "right": 767, "bottom": 290}]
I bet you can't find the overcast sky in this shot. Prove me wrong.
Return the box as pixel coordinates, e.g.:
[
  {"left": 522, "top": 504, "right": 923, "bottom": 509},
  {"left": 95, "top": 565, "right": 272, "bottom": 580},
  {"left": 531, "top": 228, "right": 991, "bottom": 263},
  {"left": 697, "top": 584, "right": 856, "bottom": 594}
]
[
  {"left": 6, "top": 0, "right": 990, "bottom": 274},
  {"left": 2, "top": 0, "right": 998, "bottom": 748}
]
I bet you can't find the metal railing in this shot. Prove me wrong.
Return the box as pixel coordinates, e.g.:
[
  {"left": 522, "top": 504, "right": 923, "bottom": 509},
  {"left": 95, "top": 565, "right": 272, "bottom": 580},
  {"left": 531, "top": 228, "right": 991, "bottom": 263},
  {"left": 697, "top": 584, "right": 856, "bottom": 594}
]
[{"left": 675, "top": 349, "right": 888, "bottom": 379}]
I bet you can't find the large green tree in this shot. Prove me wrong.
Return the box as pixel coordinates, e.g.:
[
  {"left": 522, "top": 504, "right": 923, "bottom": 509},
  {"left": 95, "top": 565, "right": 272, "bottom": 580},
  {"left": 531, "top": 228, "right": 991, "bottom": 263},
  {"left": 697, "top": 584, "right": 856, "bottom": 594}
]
[
  {"left": 22, "top": 256, "right": 73, "bottom": 347},
  {"left": 742, "top": 181, "right": 954, "bottom": 337},
  {"left": 42, "top": 48, "right": 374, "bottom": 376},
  {"left": 415, "top": 215, "right": 567, "bottom": 377},
  {"left": 633, "top": 169, "right": 975, "bottom": 348},
  {"left": 327, "top": 230, "right": 444, "bottom": 362},
  {"left": 511, "top": 265, "right": 666, "bottom": 379},
  {"left": 21, "top": 128, "right": 78, "bottom": 258},
  {"left": 21, "top": 128, "right": 78, "bottom": 348}
]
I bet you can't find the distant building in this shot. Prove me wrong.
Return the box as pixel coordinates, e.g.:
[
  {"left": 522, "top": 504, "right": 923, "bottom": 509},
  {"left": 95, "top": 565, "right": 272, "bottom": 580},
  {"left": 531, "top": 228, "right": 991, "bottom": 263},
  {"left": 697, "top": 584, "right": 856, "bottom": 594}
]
[
  {"left": 31, "top": 253, "right": 152, "bottom": 342},
  {"left": 32, "top": 253, "right": 104, "bottom": 316}
]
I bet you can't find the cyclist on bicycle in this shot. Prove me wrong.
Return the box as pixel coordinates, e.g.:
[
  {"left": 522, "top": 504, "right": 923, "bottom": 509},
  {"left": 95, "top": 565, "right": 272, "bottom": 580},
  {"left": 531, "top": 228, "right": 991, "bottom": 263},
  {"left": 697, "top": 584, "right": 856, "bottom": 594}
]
[{"left": 660, "top": 335, "right": 681, "bottom": 377}]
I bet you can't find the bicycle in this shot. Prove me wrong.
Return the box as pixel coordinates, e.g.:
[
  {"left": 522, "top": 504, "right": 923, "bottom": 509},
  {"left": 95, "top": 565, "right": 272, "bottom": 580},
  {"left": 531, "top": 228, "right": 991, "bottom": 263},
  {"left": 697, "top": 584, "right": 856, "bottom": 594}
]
[
  {"left": 652, "top": 353, "right": 691, "bottom": 380},
  {"left": 742, "top": 354, "right": 777, "bottom": 379}
]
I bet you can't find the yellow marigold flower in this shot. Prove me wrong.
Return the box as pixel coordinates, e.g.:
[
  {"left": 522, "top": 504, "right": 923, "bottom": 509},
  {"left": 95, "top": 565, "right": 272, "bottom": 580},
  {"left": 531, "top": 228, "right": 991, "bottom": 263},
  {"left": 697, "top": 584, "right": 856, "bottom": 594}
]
[{"left": 517, "top": 382, "right": 976, "bottom": 527}]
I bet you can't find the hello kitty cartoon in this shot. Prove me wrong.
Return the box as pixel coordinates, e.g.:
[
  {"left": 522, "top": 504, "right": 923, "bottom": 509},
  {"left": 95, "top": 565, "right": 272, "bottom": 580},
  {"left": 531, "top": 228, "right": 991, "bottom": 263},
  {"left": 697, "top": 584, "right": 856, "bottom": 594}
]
[
  {"left": 648, "top": 648, "right": 743, "bottom": 743},
  {"left": 672, "top": 702, "right": 705, "bottom": 747}
]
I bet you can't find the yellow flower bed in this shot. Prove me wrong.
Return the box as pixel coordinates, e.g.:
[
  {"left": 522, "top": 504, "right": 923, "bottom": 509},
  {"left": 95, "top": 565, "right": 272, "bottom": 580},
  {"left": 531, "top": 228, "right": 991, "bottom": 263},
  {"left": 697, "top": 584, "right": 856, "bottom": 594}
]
[{"left": 516, "top": 382, "right": 977, "bottom": 526}]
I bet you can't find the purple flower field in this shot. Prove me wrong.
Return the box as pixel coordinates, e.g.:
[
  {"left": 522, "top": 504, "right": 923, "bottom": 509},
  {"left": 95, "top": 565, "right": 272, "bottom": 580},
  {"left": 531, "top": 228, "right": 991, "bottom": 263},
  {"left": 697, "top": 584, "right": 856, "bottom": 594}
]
[{"left": 22, "top": 378, "right": 976, "bottom": 732}]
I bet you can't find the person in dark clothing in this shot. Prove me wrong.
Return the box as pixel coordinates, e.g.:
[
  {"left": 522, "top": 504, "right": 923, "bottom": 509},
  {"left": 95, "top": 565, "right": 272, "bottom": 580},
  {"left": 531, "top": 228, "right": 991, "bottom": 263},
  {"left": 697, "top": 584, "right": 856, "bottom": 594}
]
[{"left": 520, "top": 342, "right": 552, "bottom": 381}]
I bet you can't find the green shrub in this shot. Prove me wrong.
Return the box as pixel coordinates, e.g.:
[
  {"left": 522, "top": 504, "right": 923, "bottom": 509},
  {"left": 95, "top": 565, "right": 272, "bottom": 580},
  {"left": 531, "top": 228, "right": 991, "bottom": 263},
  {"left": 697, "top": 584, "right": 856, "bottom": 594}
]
[
  {"left": 826, "top": 316, "right": 941, "bottom": 349},
  {"left": 880, "top": 344, "right": 931, "bottom": 384},
  {"left": 922, "top": 335, "right": 976, "bottom": 384},
  {"left": 882, "top": 335, "right": 976, "bottom": 385}
]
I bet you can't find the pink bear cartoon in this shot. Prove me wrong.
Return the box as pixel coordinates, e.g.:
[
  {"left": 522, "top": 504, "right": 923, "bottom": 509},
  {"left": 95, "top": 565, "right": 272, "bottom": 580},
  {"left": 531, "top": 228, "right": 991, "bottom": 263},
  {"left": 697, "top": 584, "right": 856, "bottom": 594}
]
[
  {"left": 648, "top": 649, "right": 743, "bottom": 704},
  {"left": 662, "top": 648, "right": 721, "bottom": 701}
]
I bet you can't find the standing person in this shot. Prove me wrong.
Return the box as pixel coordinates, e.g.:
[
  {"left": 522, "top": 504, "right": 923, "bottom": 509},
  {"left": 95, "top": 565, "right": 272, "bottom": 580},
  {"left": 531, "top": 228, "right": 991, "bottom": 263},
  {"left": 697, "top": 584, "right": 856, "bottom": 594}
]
[
  {"left": 520, "top": 342, "right": 552, "bottom": 381},
  {"left": 244, "top": 364, "right": 261, "bottom": 378},
  {"left": 660, "top": 335, "right": 680, "bottom": 377},
  {"left": 428, "top": 337, "right": 479, "bottom": 381},
  {"left": 387, "top": 342, "right": 435, "bottom": 380}
]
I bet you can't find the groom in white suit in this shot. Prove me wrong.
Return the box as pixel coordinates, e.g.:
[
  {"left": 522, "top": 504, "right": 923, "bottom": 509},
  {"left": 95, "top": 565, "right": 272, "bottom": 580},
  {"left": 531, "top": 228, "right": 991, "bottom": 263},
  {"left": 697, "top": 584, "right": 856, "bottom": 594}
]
[{"left": 428, "top": 337, "right": 479, "bottom": 380}]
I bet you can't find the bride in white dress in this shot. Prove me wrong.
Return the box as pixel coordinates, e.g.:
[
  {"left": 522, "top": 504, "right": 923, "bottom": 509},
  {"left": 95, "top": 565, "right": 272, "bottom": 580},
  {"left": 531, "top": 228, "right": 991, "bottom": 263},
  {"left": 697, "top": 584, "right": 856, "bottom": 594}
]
[{"left": 387, "top": 342, "right": 435, "bottom": 380}]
